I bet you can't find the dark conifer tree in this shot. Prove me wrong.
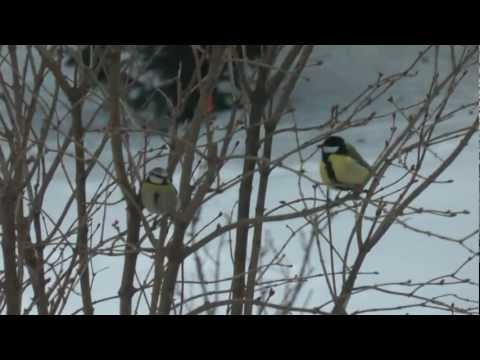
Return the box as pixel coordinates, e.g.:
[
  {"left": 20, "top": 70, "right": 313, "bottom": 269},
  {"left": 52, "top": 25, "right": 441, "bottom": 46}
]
[{"left": 65, "top": 45, "right": 264, "bottom": 125}]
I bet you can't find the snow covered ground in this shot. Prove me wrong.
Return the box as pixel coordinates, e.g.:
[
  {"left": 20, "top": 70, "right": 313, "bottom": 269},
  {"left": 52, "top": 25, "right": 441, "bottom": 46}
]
[{"left": 1, "top": 45, "right": 478, "bottom": 314}]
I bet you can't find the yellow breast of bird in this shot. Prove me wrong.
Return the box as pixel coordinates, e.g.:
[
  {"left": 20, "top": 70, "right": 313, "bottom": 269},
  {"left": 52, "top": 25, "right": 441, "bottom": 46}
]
[
  {"left": 320, "top": 154, "right": 370, "bottom": 187},
  {"left": 141, "top": 182, "right": 177, "bottom": 215}
]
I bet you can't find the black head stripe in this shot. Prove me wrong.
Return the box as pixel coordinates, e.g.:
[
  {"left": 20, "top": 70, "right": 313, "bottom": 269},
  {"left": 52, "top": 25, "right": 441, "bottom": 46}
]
[{"left": 324, "top": 157, "right": 339, "bottom": 185}]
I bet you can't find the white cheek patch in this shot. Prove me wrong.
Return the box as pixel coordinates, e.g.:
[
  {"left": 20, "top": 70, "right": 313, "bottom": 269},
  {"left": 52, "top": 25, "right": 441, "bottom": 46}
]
[
  {"left": 150, "top": 175, "right": 166, "bottom": 184},
  {"left": 322, "top": 146, "right": 340, "bottom": 154}
]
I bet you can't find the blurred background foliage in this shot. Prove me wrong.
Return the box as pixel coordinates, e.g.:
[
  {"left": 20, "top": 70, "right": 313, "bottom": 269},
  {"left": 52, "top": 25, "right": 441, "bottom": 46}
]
[{"left": 66, "top": 45, "right": 264, "bottom": 128}]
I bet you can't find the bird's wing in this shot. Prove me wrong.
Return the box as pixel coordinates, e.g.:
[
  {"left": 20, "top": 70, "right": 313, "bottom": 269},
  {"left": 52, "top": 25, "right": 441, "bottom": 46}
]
[
  {"left": 346, "top": 143, "right": 371, "bottom": 171},
  {"left": 169, "top": 183, "right": 178, "bottom": 195}
]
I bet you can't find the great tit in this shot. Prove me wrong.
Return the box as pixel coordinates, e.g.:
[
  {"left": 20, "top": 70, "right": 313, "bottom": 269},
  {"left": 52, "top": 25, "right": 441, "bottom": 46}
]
[
  {"left": 141, "top": 167, "right": 178, "bottom": 216},
  {"left": 319, "top": 136, "right": 371, "bottom": 191}
]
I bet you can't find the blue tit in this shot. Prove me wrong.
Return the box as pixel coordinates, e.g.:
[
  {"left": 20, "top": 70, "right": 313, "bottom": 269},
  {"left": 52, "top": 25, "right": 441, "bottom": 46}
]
[
  {"left": 141, "top": 167, "right": 178, "bottom": 216},
  {"left": 319, "top": 136, "right": 371, "bottom": 191}
]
